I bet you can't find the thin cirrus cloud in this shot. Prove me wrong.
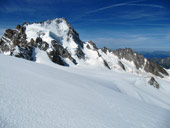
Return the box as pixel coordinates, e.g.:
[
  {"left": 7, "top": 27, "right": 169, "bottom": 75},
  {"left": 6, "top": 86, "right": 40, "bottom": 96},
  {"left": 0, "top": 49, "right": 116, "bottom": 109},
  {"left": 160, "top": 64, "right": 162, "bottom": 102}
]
[
  {"left": 86, "top": 0, "right": 146, "bottom": 14},
  {"left": 126, "top": 4, "right": 164, "bottom": 8},
  {"left": 86, "top": 0, "right": 164, "bottom": 14}
]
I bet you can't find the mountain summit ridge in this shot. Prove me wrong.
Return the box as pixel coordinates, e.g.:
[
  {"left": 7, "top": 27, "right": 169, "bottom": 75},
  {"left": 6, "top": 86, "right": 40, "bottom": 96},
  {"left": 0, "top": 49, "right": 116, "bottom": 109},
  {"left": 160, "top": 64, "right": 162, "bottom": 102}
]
[{"left": 0, "top": 18, "right": 168, "bottom": 78}]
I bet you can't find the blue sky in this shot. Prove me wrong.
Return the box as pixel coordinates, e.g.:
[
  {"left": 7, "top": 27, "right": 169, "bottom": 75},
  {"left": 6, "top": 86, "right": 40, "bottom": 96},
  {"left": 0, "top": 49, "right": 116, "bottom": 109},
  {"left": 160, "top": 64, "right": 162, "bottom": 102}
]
[{"left": 0, "top": 0, "right": 170, "bottom": 51}]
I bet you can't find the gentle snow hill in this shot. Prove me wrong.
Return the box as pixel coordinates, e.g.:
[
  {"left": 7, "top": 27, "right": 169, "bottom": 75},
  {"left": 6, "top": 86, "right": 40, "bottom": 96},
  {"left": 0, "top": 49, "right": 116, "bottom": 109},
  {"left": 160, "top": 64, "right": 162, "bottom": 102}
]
[{"left": 0, "top": 54, "right": 170, "bottom": 128}]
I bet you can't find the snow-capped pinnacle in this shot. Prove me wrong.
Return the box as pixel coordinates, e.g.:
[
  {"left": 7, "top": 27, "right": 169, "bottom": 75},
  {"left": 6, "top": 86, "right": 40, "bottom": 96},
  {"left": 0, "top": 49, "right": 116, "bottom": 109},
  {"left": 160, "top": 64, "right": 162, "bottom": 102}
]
[
  {"left": 0, "top": 18, "right": 169, "bottom": 78},
  {"left": 24, "top": 18, "right": 83, "bottom": 48}
]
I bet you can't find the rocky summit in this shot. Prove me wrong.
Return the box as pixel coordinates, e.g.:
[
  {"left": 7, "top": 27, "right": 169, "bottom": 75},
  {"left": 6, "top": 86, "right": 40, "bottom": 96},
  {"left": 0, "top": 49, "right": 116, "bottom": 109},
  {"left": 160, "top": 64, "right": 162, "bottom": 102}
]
[{"left": 0, "top": 18, "right": 168, "bottom": 78}]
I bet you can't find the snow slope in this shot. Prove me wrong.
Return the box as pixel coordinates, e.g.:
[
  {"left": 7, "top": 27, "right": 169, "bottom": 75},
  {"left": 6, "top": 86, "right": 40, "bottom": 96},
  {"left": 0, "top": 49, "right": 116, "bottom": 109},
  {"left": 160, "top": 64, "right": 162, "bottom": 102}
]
[{"left": 0, "top": 54, "right": 170, "bottom": 128}]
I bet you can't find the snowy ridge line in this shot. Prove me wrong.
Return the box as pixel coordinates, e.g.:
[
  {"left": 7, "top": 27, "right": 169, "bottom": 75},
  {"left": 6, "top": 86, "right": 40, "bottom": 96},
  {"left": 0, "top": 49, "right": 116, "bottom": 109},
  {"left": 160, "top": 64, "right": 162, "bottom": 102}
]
[{"left": 0, "top": 17, "right": 169, "bottom": 79}]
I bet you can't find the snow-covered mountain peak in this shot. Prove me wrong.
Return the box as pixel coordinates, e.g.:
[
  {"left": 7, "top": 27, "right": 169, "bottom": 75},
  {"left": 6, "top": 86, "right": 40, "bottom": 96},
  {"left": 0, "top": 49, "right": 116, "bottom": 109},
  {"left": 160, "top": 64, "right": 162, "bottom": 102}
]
[
  {"left": 25, "top": 18, "right": 69, "bottom": 41},
  {"left": 24, "top": 18, "right": 82, "bottom": 49},
  {"left": 0, "top": 18, "right": 169, "bottom": 79}
]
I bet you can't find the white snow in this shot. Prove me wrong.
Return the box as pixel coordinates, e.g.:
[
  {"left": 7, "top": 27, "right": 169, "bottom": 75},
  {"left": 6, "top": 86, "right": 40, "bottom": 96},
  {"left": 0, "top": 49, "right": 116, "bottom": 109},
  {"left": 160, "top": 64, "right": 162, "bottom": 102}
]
[
  {"left": 25, "top": 18, "right": 78, "bottom": 56},
  {"left": 25, "top": 19, "right": 68, "bottom": 43},
  {"left": 81, "top": 43, "right": 106, "bottom": 68},
  {"left": 0, "top": 54, "right": 170, "bottom": 128},
  {"left": 34, "top": 48, "right": 55, "bottom": 66}
]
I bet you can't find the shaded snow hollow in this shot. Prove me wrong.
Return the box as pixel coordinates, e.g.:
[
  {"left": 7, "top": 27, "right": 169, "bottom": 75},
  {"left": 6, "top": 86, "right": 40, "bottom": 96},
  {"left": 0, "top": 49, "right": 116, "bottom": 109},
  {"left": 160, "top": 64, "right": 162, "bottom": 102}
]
[{"left": 0, "top": 54, "right": 170, "bottom": 128}]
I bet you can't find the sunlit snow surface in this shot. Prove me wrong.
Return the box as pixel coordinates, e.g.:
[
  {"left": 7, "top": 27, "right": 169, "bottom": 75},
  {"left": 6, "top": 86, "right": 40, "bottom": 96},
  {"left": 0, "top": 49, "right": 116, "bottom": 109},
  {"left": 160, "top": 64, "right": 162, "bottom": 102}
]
[
  {"left": 0, "top": 54, "right": 170, "bottom": 128},
  {"left": 25, "top": 18, "right": 78, "bottom": 56}
]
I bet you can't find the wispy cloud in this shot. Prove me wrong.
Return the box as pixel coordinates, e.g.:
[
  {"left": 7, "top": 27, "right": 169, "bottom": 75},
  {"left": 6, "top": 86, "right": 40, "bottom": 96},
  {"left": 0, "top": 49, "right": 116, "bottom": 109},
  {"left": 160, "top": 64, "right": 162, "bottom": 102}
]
[
  {"left": 86, "top": 0, "right": 147, "bottom": 14},
  {"left": 86, "top": 0, "right": 165, "bottom": 14},
  {"left": 78, "top": 7, "right": 170, "bottom": 27},
  {"left": 127, "top": 4, "right": 164, "bottom": 8},
  {"left": 77, "top": 18, "right": 170, "bottom": 27}
]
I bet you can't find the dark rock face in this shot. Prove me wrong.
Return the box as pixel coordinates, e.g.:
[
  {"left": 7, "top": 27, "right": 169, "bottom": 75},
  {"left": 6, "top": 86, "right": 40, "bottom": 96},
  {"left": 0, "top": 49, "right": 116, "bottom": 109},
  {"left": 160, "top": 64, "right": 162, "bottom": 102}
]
[
  {"left": 103, "top": 59, "right": 111, "bottom": 69},
  {"left": 148, "top": 77, "right": 160, "bottom": 89},
  {"left": 47, "top": 51, "right": 66, "bottom": 66},
  {"left": 76, "top": 46, "right": 85, "bottom": 59},
  {"left": 149, "top": 58, "right": 170, "bottom": 69},
  {"left": 111, "top": 48, "right": 168, "bottom": 77},
  {"left": 144, "top": 61, "right": 168, "bottom": 78},
  {"left": 4, "top": 29, "right": 18, "bottom": 39},
  {"left": 86, "top": 44, "right": 90, "bottom": 49},
  {"left": 0, "top": 38, "right": 10, "bottom": 52},
  {"left": 101, "top": 47, "right": 111, "bottom": 53},
  {"left": 112, "top": 48, "right": 145, "bottom": 69},
  {"left": 16, "top": 24, "right": 21, "bottom": 30},
  {"left": 35, "top": 37, "right": 49, "bottom": 51},
  {"left": 51, "top": 40, "right": 77, "bottom": 65},
  {"left": 88, "top": 41, "right": 98, "bottom": 50},
  {"left": 0, "top": 27, "right": 34, "bottom": 61},
  {"left": 63, "top": 18, "right": 84, "bottom": 48},
  {"left": 0, "top": 28, "right": 28, "bottom": 54},
  {"left": 118, "top": 61, "right": 126, "bottom": 71},
  {"left": 12, "top": 46, "right": 34, "bottom": 61}
]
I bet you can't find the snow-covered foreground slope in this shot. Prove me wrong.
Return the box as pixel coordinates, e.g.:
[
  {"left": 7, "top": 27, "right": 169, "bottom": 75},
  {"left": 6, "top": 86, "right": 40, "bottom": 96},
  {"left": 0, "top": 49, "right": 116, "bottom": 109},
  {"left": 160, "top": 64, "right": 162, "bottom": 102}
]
[{"left": 0, "top": 54, "right": 170, "bottom": 128}]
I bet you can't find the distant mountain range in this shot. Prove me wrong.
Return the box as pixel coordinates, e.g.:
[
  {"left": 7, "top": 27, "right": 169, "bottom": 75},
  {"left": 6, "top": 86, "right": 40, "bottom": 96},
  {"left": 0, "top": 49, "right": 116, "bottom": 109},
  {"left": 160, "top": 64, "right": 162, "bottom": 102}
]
[
  {"left": 148, "top": 58, "right": 170, "bottom": 69},
  {"left": 138, "top": 51, "right": 170, "bottom": 69},
  {"left": 138, "top": 51, "right": 170, "bottom": 58}
]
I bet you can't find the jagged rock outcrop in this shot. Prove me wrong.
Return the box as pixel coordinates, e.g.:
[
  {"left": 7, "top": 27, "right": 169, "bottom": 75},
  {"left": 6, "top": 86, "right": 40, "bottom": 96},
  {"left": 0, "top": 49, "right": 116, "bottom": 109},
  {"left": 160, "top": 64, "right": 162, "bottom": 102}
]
[
  {"left": 144, "top": 61, "right": 168, "bottom": 78},
  {"left": 111, "top": 48, "right": 168, "bottom": 77},
  {"left": 0, "top": 18, "right": 169, "bottom": 78},
  {"left": 63, "top": 18, "right": 84, "bottom": 48},
  {"left": 118, "top": 61, "right": 126, "bottom": 71},
  {"left": 101, "top": 46, "right": 111, "bottom": 53},
  {"left": 76, "top": 46, "right": 85, "bottom": 59},
  {"left": 88, "top": 41, "right": 98, "bottom": 50},
  {"left": 148, "top": 77, "right": 160, "bottom": 89},
  {"left": 112, "top": 48, "right": 145, "bottom": 69},
  {"left": 50, "top": 40, "right": 77, "bottom": 65},
  {"left": 0, "top": 26, "right": 32, "bottom": 61}
]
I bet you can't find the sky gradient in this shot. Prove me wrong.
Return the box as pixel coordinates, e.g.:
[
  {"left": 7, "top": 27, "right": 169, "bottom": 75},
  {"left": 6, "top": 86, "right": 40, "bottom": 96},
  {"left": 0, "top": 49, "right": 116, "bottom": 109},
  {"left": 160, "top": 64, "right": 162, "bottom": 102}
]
[{"left": 0, "top": 0, "right": 170, "bottom": 51}]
